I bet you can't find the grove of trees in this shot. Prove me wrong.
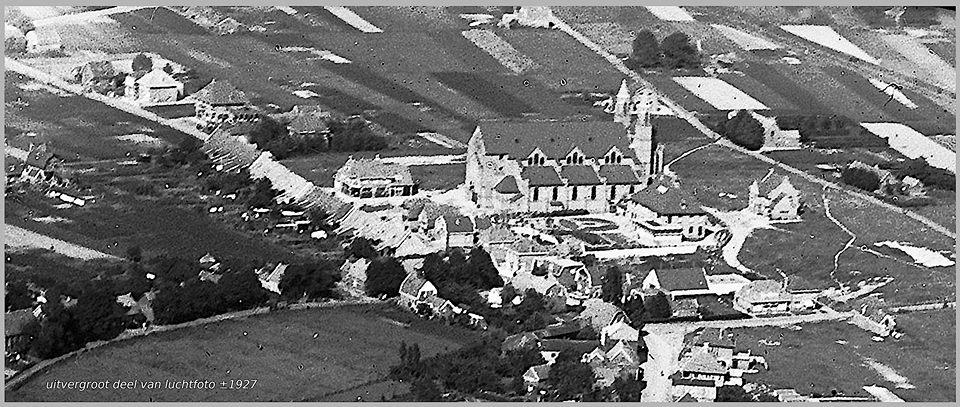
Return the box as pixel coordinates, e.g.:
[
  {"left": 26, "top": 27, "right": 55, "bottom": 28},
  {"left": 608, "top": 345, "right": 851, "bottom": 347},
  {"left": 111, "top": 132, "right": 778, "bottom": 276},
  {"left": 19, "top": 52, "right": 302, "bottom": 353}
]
[
  {"left": 626, "top": 29, "right": 700, "bottom": 70},
  {"left": 841, "top": 166, "right": 881, "bottom": 192},
  {"left": 365, "top": 256, "right": 407, "bottom": 297},
  {"left": 247, "top": 116, "right": 388, "bottom": 160},
  {"left": 718, "top": 110, "right": 765, "bottom": 151}
]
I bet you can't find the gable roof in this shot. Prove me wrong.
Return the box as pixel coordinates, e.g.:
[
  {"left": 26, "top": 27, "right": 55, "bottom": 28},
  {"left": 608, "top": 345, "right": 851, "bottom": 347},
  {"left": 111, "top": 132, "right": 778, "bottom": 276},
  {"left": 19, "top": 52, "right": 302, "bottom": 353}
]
[
  {"left": 598, "top": 164, "right": 642, "bottom": 185},
  {"left": 690, "top": 327, "right": 735, "bottom": 349},
  {"left": 559, "top": 165, "right": 601, "bottom": 185},
  {"left": 503, "top": 332, "right": 540, "bottom": 352},
  {"left": 337, "top": 157, "right": 415, "bottom": 185},
  {"left": 442, "top": 214, "right": 475, "bottom": 233},
  {"left": 628, "top": 176, "right": 704, "bottom": 215},
  {"left": 5, "top": 309, "right": 36, "bottom": 337},
  {"left": 578, "top": 298, "right": 627, "bottom": 330},
  {"left": 192, "top": 79, "right": 248, "bottom": 106},
  {"left": 136, "top": 68, "right": 182, "bottom": 88},
  {"left": 399, "top": 273, "right": 433, "bottom": 297},
  {"left": 655, "top": 268, "right": 709, "bottom": 292},
  {"left": 494, "top": 176, "right": 521, "bottom": 194},
  {"left": 539, "top": 339, "right": 599, "bottom": 356},
  {"left": 477, "top": 120, "right": 634, "bottom": 160},
  {"left": 521, "top": 166, "right": 563, "bottom": 187}
]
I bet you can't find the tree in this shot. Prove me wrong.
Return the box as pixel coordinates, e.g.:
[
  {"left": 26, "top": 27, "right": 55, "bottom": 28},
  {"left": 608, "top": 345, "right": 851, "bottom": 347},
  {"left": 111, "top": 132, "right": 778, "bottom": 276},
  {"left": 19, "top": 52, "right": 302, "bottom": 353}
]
[
  {"left": 465, "top": 247, "right": 503, "bottom": 289},
  {"left": 71, "top": 281, "right": 128, "bottom": 344},
  {"left": 544, "top": 351, "right": 597, "bottom": 401},
  {"left": 125, "top": 245, "right": 143, "bottom": 263},
  {"left": 611, "top": 376, "right": 645, "bottom": 402},
  {"left": 29, "top": 300, "right": 82, "bottom": 359},
  {"left": 246, "top": 178, "right": 279, "bottom": 208},
  {"left": 841, "top": 166, "right": 881, "bottom": 192},
  {"left": 347, "top": 237, "right": 379, "bottom": 260},
  {"left": 365, "top": 257, "right": 407, "bottom": 297},
  {"left": 576, "top": 325, "right": 599, "bottom": 340},
  {"left": 6, "top": 280, "right": 34, "bottom": 311},
  {"left": 722, "top": 110, "right": 764, "bottom": 151},
  {"left": 600, "top": 266, "right": 624, "bottom": 305},
  {"left": 278, "top": 262, "right": 339, "bottom": 301},
  {"left": 661, "top": 32, "right": 700, "bottom": 69},
  {"left": 623, "top": 295, "right": 646, "bottom": 324},
  {"left": 131, "top": 53, "right": 153, "bottom": 73},
  {"left": 716, "top": 385, "right": 754, "bottom": 402},
  {"left": 220, "top": 267, "right": 271, "bottom": 308},
  {"left": 500, "top": 284, "right": 518, "bottom": 306},
  {"left": 643, "top": 291, "right": 672, "bottom": 321},
  {"left": 410, "top": 378, "right": 442, "bottom": 401},
  {"left": 503, "top": 347, "right": 547, "bottom": 377},
  {"left": 629, "top": 29, "right": 661, "bottom": 68}
]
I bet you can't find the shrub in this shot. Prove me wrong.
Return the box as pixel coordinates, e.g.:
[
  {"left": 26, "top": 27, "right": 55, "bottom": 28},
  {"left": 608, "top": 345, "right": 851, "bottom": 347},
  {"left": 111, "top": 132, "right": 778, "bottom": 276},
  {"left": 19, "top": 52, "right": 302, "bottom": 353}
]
[
  {"left": 132, "top": 53, "right": 153, "bottom": 73},
  {"left": 719, "top": 110, "right": 764, "bottom": 150},
  {"left": 628, "top": 29, "right": 661, "bottom": 68},
  {"left": 841, "top": 166, "right": 881, "bottom": 192}
]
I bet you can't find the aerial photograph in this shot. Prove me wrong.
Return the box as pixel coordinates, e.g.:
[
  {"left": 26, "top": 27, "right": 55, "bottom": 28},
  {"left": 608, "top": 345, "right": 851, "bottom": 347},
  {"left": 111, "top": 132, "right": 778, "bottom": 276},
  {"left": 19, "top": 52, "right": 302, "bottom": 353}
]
[{"left": 3, "top": 4, "right": 956, "bottom": 403}]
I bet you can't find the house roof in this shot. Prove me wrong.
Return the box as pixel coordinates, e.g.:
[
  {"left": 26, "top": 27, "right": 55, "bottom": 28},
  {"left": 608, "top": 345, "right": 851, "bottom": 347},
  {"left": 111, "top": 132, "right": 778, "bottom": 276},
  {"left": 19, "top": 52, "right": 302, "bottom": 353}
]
[
  {"left": 559, "top": 165, "right": 601, "bottom": 185},
  {"left": 5, "top": 309, "right": 36, "bottom": 337},
  {"left": 442, "top": 214, "right": 474, "bottom": 233},
  {"left": 534, "top": 320, "right": 584, "bottom": 339},
  {"left": 136, "top": 68, "right": 181, "bottom": 88},
  {"left": 399, "top": 273, "right": 432, "bottom": 297},
  {"left": 679, "top": 348, "right": 727, "bottom": 375},
  {"left": 192, "top": 79, "right": 248, "bottom": 106},
  {"left": 503, "top": 332, "right": 540, "bottom": 352},
  {"left": 508, "top": 237, "right": 551, "bottom": 254},
  {"left": 336, "top": 157, "right": 414, "bottom": 185},
  {"left": 628, "top": 176, "right": 704, "bottom": 215},
  {"left": 477, "top": 120, "right": 634, "bottom": 160},
  {"left": 598, "top": 164, "right": 642, "bottom": 185},
  {"left": 25, "top": 144, "right": 55, "bottom": 169},
  {"left": 539, "top": 339, "right": 599, "bottom": 356},
  {"left": 521, "top": 166, "right": 563, "bottom": 187},
  {"left": 736, "top": 280, "right": 793, "bottom": 303},
  {"left": 494, "top": 176, "right": 520, "bottom": 194},
  {"left": 525, "top": 364, "right": 551, "bottom": 381},
  {"left": 7, "top": 156, "right": 25, "bottom": 177},
  {"left": 677, "top": 393, "right": 698, "bottom": 402},
  {"left": 601, "top": 320, "right": 640, "bottom": 342},
  {"left": 655, "top": 268, "right": 709, "bottom": 292},
  {"left": 690, "top": 327, "right": 735, "bottom": 349},
  {"left": 474, "top": 215, "right": 493, "bottom": 230},
  {"left": 578, "top": 298, "right": 627, "bottom": 330}
]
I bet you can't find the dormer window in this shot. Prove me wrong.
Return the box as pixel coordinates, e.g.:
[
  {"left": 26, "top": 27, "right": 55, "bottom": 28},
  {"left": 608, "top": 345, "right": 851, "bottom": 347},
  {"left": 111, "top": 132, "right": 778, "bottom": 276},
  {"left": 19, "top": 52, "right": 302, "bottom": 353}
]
[
  {"left": 565, "top": 148, "right": 585, "bottom": 165},
  {"left": 527, "top": 150, "right": 546, "bottom": 166},
  {"left": 604, "top": 148, "right": 623, "bottom": 165}
]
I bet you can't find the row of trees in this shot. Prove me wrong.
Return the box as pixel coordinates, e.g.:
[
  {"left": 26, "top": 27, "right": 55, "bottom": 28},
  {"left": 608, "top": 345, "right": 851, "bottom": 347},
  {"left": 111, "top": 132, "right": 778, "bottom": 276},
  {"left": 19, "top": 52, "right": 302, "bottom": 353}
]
[
  {"left": 626, "top": 30, "right": 701, "bottom": 70},
  {"left": 840, "top": 166, "right": 881, "bottom": 192},
  {"left": 23, "top": 280, "right": 129, "bottom": 359},
  {"left": 248, "top": 116, "right": 388, "bottom": 160}
]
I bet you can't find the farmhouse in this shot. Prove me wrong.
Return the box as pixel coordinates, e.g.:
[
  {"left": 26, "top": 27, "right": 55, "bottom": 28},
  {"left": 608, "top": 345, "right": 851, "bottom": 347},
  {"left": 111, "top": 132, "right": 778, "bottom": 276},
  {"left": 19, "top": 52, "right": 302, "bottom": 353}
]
[
  {"left": 618, "top": 176, "right": 710, "bottom": 245},
  {"left": 432, "top": 214, "right": 476, "bottom": 249},
  {"left": 191, "top": 79, "right": 259, "bottom": 131},
  {"left": 733, "top": 279, "right": 808, "bottom": 316},
  {"left": 641, "top": 267, "right": 712, "bottom": 299},
  {"left": 670, "top": 348, "right": 730, "bottom": 402},
  {"left": 21, "top": 143, "right": 68, "bottom": 189},
  {"left": 124, "top": 68, "right": 184, "bottom": 105},
  {"left": 398, "top": 273, "right": 438, "bottom": 310},
  {"left": 523, "top": 364, "right": 552, "bottom": 391},
  {"left": 465, "top": 89, "right": 664, "bottom": 214},
  {"left": 334, "top": 156, "right": 418, "bottom": 199},
  {"left": 747, "top": 175, "right": 802, "bottom": 221},
  {"left": 736, "top": 111, "right": 801, "bottom": 151}
]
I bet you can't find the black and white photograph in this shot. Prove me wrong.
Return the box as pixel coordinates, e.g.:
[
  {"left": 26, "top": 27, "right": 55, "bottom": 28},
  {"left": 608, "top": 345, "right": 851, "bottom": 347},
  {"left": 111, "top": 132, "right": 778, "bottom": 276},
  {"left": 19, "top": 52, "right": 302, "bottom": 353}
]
[{"left": 3, "top": 4, "right": 956, "bottom": 403}]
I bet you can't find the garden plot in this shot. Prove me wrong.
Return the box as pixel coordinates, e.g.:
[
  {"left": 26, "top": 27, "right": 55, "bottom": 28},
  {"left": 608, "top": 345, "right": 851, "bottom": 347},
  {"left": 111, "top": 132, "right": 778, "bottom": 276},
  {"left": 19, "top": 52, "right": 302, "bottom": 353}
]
[
  {"left": 780, "top": 25, "right": 881, "bottom": 65},
  {"left": 880, "top": 34, "right": 955, "bottom": 93},
  {"left": 323, "top": 6, "right": 383, "bottom": 33},
  {"left": 710, "top": 24, "right": 781, "bottom": 50},
  {"left": 672, "top": 76, "right": 769, "bottom": 110},
  {"left": 461, "top": 29, "right": 541, "bottom": 74},
  {"left": 874, "top": 241, "right": 955, "bottom": 268},
  {"left": 771, "top": 63, "right": 887, "bottom": 122},
  {"left": 644, "top": 6, "right": 695, "bottom": 21},
  {"left": 860, "top": 122, "right": 956, "bottom": 173},
  {"left": 717, "top": 73, "right": 799, "bottom": 112},
  {"left": 740, "top": 63, "right": 829, "bottom": 114}
]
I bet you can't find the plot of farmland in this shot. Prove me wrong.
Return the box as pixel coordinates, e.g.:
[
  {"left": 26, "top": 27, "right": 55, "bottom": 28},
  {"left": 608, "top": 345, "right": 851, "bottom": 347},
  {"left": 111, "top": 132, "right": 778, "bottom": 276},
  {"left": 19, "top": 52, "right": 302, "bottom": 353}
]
[
  {"left": 880, "top": 34, "right": 956, "bottom": 93},
  {"left": 642, "top": 76, "right": 716, "bottom": 112},
  {"left": 644, "top": 6, "right": 695, "bottom": 21},
  {"left": 324, "top": 6, "right": 383, "bottom": 33},
  {"left": 779, "top": 25, "right": 881, "bottom": 65},
  {"left": 433, "top": 72, "right": 536, "bottom": 117},
  {"left": 6, "top": 305, "right": 472, "bottom": 402},
  {"left": 461, "top": 29, "right": 540, "bottom": 74},
  {"left": 710, "top": 24, "right": 781, "bottom": 50},
  {"left": 109, "top": 7, "right": 209, "bottom": 35},
  {"left": 820, "top": 66, "right": 926, "bottom": 123},
  {"left": 497, "top": 28, "right": 624, "bottom": 92},
  {"left": 769, "top": 63, "right": 887, "bottom": 122},
  {"left": 672, "top": 76, "right": 769, "bottom": 110},
  {"left": 717, "top": 73, "right": 799, "bottom": 112},
  {"left": 860, "top": 122, "right": 956, "bottom": 173},
  {"left": 349, "top": 6, "right": 465, "bottom": 31}
]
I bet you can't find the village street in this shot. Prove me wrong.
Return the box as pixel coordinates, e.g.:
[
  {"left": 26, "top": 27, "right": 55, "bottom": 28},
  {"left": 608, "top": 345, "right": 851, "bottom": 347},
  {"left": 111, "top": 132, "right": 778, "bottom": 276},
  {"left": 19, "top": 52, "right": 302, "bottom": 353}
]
[{"left": 5, "top": 224, "right": 119, "bottom": 261}]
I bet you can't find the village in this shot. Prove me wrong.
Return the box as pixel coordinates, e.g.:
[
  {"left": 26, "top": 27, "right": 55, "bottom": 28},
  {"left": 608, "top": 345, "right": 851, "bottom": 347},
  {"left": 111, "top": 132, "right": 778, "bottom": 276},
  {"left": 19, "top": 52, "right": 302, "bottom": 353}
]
[{"left": 4, "top": 5, "right": 957, "bottom": 403}]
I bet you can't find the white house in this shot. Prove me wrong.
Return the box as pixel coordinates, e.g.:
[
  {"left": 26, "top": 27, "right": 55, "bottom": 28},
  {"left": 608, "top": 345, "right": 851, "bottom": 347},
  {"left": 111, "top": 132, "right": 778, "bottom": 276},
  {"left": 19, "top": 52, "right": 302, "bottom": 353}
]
[
  {"left": 398, "top": 273, "right": 438, "bottom": 310},
  {"left": 747, "top": 175, "right": 802, "bottom": 221},
  {"left": 124, "top": 68, "right": 184, "bottom": 105},
  {"left": 618, "top": 176, "right": 711, "bottom": 245}
]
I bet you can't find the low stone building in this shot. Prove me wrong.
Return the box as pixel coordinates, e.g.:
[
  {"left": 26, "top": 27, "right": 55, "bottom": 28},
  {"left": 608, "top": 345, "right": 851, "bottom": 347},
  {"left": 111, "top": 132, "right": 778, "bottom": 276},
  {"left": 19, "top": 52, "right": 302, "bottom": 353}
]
[
  {"left": 732, "top": 110, "right": 801, "bottom": 152},
  {"left": 333, "top": 156, "right": 418, "bottom": 199},
  {"left": 432, "top": 213, "right": 476, "bottom": 249},
  {"left": 191, "top": 79, "right": 259, "bottom": 131},
  {"left": 733, "top": 279, "right": 812, "bottom": 316},
  {"left": 618, "top": 176, "right": 711, "bottom": 245},
  {"left": 641, "top": 267, "right": 712, "bottom": 299}
]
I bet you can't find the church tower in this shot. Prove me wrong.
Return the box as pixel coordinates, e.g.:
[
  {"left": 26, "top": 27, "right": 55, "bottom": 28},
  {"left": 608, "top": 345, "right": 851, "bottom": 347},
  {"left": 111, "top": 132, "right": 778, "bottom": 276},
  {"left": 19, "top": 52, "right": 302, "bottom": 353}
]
[{"left": 613, "top": 79, "right": 631, "bottom": 128}]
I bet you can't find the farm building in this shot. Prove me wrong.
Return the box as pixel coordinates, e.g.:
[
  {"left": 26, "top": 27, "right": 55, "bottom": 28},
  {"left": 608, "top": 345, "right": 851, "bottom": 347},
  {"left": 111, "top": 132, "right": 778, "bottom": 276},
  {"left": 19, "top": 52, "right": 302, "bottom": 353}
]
[
  {"left": 523, "top": 363, "right": 552, "bottom": 391},
  {"left": 397, "top": 273, "right": 438, "bottom": 311},
  {"left": 533, "top": 256, "right": 600, "bottom": 301},
  {"left": 465, "top": 91, "right": 663, "bottom": 214},
  {"left": 431, "top": 213, "right": 476, "bottom": 249},
  {"left": 24, "top": 26, "right": 62, "bottom": 54},
  {"left": 747, "top": 175, "right": 802, "bottom": 221},
  {"left": 641, "top": 267, "right": 712, "bottom": 299},
  {"left": 124, "top": 68, "right": 184, "bottom": 105},
  {"left": 670, "top": 347, "right": 730, "bottom": 402},
  {"left": 20, "top": 143, "right": 68, "bottom": 189},
  {"left": 734, "top": 110, "right": 801, "bottom": 152},
  {"left": 257, "top": 263, "right": 287, "bottom": 295},
  {"left": 733, "top": 279, "right": 812, "bottom": 316},
  {"left": 618, "top": 176, "right": 710, "bottom": 245},
  {"left": 334, "top": 156, "right": 418, "bottom": 199},
  {"left": 577, "top": 298, "right": 629, "bottom": 332},
  {"left": 190, "top": 79, "right": 259, "bottom": 131}
]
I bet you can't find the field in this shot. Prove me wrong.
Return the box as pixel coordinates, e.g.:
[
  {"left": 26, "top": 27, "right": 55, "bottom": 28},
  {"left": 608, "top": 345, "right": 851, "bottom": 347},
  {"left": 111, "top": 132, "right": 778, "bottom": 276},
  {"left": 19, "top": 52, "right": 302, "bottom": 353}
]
[
  {"left": 672, "top": 76, "right": 770, "bottom": 110},
  {"left": 4, "top": 72, "right": 189, "bottom": 160},
  {"left": 731, "top": 309, "right": 955, "bottom": 401},
  {"left": 6, "top": 303, "right": 478, "bottom": 402},
  {"left": 779, "top": 24, "right": 880, "bottom": 64}
]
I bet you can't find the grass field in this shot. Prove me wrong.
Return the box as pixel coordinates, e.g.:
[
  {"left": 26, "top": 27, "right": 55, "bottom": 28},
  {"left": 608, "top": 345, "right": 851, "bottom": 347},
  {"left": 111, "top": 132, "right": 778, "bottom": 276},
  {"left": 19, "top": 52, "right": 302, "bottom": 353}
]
[
  {"left": 409, "top": 164, "right": 465, "bottom": 191},
  {"left": 6, "top": 303, "right": 477, "bottom": 402},
  {"left": 732, "top": 309, "right": 955, "bottom": 401}
]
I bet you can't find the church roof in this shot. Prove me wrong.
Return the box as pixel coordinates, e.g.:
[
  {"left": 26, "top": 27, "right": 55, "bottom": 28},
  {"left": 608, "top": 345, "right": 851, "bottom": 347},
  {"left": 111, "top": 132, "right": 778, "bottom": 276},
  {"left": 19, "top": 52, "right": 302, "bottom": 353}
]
[
  {"left": 628, "top": 176, "right": 704, "bottom": 215},
  {"left": 559, "top": 165, "right": 601, "bottom": 185},
  {"left": 521, "top": 166, "right": 563, "bottom": 187},
  {"left": 598, "top": 165, "right": 642, "bottom": 185},
  {"left": 477, "top": 120, "right": 634, "bottom": 160}
]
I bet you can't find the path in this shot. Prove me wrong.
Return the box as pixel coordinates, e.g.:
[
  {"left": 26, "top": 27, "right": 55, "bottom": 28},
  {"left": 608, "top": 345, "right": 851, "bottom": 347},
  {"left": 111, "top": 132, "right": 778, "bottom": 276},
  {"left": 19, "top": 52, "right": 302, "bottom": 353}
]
[
  {"left": 647, "top": 308, "right": 854, "bottom": 331},
  {"left": 822, "top": 193, "right": 856, "bottom": 292},
  {"left": 662, "top": 140, "right": 715, "bottom": 175},
  {"left": 702, "top": 207, "right": 771, "bottom": 274},
  {"left": 5, "top": 224, "right": 119, "bottom": 260},
  {"left": 32, "top": 6, "right": 156, "bottom": 27},
  {"left": 640, "top": 324, "right": 686, "bottom": 402},
  {"left": 551, "top": 16, "right": 956, "bottom": 241}
]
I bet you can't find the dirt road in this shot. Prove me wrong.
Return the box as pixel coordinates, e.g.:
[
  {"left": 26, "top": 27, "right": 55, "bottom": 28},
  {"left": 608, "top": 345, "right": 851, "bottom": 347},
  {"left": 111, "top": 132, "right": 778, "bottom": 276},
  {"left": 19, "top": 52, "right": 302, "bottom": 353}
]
[{"left": 5, "top": 224, "right": 118, "bottom": 260}]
